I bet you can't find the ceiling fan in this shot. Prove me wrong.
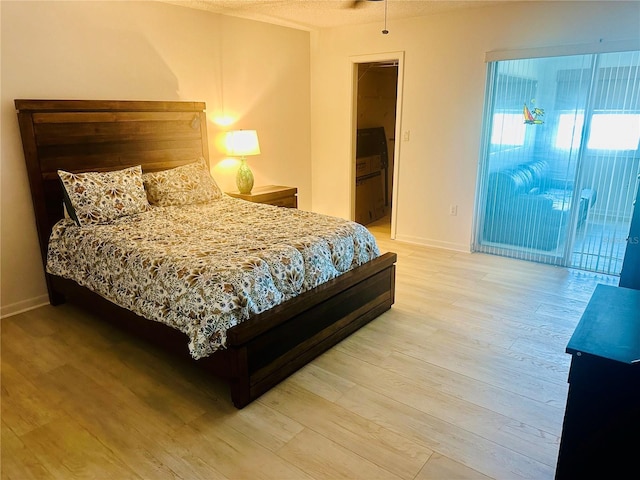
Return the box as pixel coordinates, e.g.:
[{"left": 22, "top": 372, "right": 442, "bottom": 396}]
[{"left": 348, "top": 0, "right": 389, "bottom": 34}]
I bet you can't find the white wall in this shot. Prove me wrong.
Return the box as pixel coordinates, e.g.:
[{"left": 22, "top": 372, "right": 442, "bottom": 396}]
[
  {"left": 0, "top": 0, "right": 310, "bottom": 316},
  {"left": 310, "top": 1, "right": 640, "bottom": 251}
]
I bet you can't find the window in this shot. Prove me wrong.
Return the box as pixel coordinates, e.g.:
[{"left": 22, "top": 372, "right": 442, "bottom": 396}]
[
  {"left": 556, "top": 112, "right": 640, "bottom": 150},
  {"left": 555, "top": 113, "right": 584, "bottom": 150},
  {"left": 491, "top": 113, "right": 526, "bottom": 146},
  {"left": 588, "top": 113, "right": 640, "bottom": 150}
]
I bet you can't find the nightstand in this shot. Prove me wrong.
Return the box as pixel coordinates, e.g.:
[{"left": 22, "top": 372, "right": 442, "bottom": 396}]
[{"left": 226, "top": 185, "right": 297, "bottom": 208}]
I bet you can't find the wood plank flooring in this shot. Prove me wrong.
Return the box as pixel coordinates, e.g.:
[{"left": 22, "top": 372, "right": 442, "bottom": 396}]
[{"left": 1, "top": 219, "right": 618, "bottom": 479}]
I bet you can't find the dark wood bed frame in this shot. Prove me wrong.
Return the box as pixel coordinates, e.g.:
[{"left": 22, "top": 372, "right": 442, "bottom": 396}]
[{"left": 15, "top": 99, "right": 397, "bottom": 408}]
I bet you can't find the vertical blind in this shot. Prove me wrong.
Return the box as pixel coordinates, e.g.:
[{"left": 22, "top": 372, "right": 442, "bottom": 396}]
[{"left": 474, "top": 50, "right": 640, "bottom": 275}]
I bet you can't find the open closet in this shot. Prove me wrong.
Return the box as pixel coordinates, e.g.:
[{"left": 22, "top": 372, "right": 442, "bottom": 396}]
[{"left": 354, "top": 61, "right": 398, "bottom": 226}]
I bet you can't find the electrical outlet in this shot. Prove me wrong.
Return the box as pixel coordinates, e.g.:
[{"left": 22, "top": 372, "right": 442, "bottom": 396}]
[{"left": 449, "top": 204, "right": 458, "bottom": 216}]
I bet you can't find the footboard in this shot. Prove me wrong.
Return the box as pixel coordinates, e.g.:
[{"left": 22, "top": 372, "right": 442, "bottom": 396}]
[
  {"left": 223, "top": 252, "right": 397, "bottom": 408},
  {"left": 47, "top": 252, "right": 396, "bottom": 408}
]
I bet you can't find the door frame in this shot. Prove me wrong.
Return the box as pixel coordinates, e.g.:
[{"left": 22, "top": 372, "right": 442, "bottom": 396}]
[{"left": 349, "top": 51, "right": 404, "bottom": 239}]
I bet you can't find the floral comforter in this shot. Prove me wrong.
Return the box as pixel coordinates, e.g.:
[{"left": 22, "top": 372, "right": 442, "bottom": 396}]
[{"left": 47, "top": 196, "right": 380, "bottom": 359}]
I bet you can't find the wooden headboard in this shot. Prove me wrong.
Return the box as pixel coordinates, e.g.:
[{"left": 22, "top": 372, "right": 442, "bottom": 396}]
[{"left": 15, "top": 99, "right": 209, "bottom": 277}]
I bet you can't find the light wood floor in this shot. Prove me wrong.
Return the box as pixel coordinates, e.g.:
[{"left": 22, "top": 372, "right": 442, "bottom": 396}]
[{"left": 1, "top": 219, "right": 618, "bottom": 479}]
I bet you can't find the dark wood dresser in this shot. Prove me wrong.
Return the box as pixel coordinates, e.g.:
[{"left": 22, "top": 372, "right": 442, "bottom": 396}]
[{"left": 556, "top": 284, "right": 640, "bottom": 479}]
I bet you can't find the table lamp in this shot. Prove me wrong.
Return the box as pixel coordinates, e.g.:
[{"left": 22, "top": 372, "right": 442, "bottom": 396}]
[{"left": 226, "top": 129, "right": 261, "bottom": 194}]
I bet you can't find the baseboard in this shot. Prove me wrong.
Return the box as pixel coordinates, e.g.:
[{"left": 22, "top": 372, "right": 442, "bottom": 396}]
[
  {"left": 1, "top": 295, "right": 50, "bottom": 319},
  {"left": 393, "top": 234, "right": 471, "bottom": 253}
]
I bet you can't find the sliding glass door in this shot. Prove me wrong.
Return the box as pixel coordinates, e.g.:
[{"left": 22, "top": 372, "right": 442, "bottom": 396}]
[{"left": 474, "top": 50, "right": 640, "bottom": 275}]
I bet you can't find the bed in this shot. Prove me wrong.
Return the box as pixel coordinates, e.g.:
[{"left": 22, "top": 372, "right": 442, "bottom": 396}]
[{"left": 15, "top": 99, "right": 397, "bottom": 408}]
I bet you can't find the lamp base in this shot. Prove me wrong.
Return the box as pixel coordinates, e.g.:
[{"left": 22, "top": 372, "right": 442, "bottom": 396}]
[{"left": 236, "top": 158, "right": 254, "bottom": 194}]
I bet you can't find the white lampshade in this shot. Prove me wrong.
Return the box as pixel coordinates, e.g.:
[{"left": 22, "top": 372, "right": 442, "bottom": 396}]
[{"left": 226, "top": 130, "right": 261, "bottom": 157}]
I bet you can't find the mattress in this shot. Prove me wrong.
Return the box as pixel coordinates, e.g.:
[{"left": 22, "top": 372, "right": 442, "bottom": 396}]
[{"left": 47, "top": 196, "right": 380, "bottom": 358}]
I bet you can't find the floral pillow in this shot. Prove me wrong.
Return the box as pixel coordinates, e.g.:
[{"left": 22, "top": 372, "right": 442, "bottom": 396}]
[
  {"left": 142, "top": 157, "right": 222, "bottom": 206},
  {"left": 58, "top": 165, "right": 150, "bottom": 227}
]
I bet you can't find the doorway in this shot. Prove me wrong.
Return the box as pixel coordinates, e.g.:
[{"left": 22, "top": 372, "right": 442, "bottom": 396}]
[{"left": 352, "top": 56, "right": 402, "bottom": 236}]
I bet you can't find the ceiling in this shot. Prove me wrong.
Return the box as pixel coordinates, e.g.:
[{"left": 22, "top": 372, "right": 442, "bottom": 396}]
[{"left": 159, "top": 0, "right": 505, "bottom": 30}]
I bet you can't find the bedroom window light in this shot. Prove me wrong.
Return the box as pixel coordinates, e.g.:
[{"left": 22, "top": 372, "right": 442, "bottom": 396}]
[
  {"left": 491, "top": 112, "right": 526, "bottom": 146},
  {"left": 587, "top": 113, "right": 640, "bottom": 150},
  {"left": 556, "top": 112, "right": 640, "bottom": 150},
  {"left": 555, "top": 112, "right": 585, "bottom": 150}
]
